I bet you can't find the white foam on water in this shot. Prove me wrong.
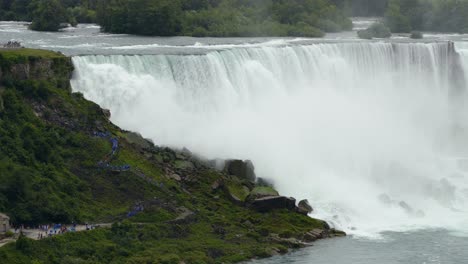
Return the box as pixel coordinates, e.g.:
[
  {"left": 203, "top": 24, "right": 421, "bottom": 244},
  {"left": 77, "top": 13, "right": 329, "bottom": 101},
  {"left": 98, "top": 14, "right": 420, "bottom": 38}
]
[{"left": 71, "top": 42, "right": 468, "bottom": 238}]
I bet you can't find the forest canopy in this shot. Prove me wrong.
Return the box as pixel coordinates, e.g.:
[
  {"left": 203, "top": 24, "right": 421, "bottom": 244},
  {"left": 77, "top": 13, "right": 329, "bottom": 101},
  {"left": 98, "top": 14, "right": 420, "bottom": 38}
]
[
  {"left": 1, "top": 0, "right": 468, "bottom": 35},
  {"left": 95, "top": 0, "right": 353, "bottom": 37},
  {"left": 0, "top": 0, "right": 352, "bottom": 36}
]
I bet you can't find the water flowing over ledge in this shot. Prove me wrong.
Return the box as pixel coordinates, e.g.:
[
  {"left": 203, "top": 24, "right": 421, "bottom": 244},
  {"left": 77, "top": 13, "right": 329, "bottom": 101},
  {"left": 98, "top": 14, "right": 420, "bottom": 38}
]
[{"left": 71, "top": 42, "right": 468, "bottom": 238}]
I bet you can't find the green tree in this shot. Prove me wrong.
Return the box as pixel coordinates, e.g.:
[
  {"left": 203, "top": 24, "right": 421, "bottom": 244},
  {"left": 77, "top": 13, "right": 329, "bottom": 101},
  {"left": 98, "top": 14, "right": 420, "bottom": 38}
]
[
  {"left": 29, "top": 0, "right": 68, "bottom": 31},
  {"left": 384, "top": 0, "right": 411, "bottom": 32}
]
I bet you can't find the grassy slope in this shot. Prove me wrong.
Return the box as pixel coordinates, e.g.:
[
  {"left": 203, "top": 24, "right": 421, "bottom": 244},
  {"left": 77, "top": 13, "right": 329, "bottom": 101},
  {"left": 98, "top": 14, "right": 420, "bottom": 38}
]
[{"left": 0, "top": 49, "right": 337, "bottom": 264}]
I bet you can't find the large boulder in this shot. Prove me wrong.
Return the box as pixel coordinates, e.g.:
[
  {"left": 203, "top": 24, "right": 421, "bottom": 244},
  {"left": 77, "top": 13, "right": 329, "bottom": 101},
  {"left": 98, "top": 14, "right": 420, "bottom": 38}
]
[
  {"left": 249, "top": 196, "right": 296, "bottom": 212},
  {"left": 224, "top": 159, "right": 256, "bottom": 182},
  {"left": 225, "top": 182, "right": 250, "bottom": 205},
  {"left": 297, "top": 199, "right": 313, "bottom": 215},
  {"left": 247, "top": 187, "right": 279, "bottom": 201}
]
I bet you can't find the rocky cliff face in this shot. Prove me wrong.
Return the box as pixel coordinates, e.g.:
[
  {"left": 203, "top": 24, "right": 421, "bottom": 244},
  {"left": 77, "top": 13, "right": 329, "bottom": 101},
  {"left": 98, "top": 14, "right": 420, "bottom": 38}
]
[
  {"left": 0, "top": 49, "right": 73, "bottom": 88},
  {"left": 0, "top": 48, "right": 344, "bottom": 264}
]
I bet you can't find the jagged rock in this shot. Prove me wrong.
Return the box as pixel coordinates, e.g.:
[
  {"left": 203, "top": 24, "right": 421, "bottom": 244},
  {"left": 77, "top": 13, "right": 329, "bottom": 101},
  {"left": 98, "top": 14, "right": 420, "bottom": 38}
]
[
  {"left": 269, "top": 233, "right": 308, "bottom": 248},
  {"left": 224, "top": 159, "right": 256, "bottom": 182},
  {"left": 303, "top": 228, "right": 325, "bottom": 242},
  {"left": 329, "top": 229, "right": 346, "bottom": 237},
  {"left": 297, "top": 199, "right": 313, "bottom": 215},
  {"left": 102, "top": 108, "right": 111, "bottom": 119},
  {"left": 249, "top": 196, "right": 296, "bottom": 212}
]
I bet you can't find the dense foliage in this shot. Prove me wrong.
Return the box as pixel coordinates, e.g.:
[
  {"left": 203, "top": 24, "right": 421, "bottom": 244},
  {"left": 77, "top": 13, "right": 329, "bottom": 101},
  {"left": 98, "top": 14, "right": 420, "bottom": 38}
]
[
  {"left": 0, "top": 0, "right": 352, "bottom": 36},
  {"left": 95, "top": 0, "right": 352, "bottom": 37},
  {"left": 347, "top": 0, "right": 468, "bottom": 33},
  {"left": 3, "top": 0, "right": 468, "bottom": 34},
  {"left": 29, "top": 0, "right": 68, "bottom": 31},
  {"left": 330, "top": 0, "right": 388, "bottom": 16},
  {"left": 0, "top": 50, "right": 160, "bottom": 224},
  {"left": 0, "top": 0, "right": 96, "bottom": 31}
]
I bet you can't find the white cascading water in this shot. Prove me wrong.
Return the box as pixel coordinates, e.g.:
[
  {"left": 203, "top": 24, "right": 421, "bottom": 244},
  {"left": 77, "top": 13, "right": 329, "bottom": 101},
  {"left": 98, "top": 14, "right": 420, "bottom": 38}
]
[{"left": 71, "top": 42, "right": 468, "bottom": 238}]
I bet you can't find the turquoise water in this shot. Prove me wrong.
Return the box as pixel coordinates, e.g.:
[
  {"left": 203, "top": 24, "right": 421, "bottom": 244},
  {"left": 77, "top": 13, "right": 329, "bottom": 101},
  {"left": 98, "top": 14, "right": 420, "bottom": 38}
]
[{"left": 249, "top": 230, "right": 468, "bottom": 264}]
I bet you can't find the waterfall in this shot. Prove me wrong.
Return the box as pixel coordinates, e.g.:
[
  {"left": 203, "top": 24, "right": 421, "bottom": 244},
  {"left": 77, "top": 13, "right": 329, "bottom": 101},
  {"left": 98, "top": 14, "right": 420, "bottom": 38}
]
[{"left": 71, "top": 41, "right": 468, "bottom": 238}]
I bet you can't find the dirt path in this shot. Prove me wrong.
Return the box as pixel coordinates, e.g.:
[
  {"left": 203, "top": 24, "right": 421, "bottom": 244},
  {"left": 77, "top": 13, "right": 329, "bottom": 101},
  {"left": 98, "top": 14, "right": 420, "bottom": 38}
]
[{"left": 0, "top": 223, "right": 112, "bottom": 248}]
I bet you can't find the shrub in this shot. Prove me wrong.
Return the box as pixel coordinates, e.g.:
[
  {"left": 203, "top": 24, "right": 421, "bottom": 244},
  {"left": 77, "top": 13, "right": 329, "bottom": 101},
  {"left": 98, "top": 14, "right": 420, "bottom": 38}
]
[{"left": 5, "top": 231, "right": 14, "bottom": 237}]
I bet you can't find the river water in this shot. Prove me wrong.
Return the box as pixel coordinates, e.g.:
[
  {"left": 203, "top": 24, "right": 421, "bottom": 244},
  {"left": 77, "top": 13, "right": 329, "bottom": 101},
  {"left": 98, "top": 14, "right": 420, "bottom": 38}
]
[{"left": 2, "top": 20, "right": 468, "bottom": 264}]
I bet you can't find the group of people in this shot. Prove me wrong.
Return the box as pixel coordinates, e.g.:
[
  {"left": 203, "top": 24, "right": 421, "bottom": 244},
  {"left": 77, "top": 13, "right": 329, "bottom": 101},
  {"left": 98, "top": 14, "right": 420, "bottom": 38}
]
[
  {"left": 127, "top": 204, "right": 144, "bottom": 218},
  {"left": 33, "top": 223, "right": 98, "bottom": 240},
  {"left": 93, "top": 131, "right": 131, "bottom": 172}
]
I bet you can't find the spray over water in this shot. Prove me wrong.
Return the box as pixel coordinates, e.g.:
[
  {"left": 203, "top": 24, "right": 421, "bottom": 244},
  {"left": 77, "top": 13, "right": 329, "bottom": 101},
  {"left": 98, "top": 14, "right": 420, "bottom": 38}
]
[{"left": 71, "top": 42, "right": 468, "bottom": 238}]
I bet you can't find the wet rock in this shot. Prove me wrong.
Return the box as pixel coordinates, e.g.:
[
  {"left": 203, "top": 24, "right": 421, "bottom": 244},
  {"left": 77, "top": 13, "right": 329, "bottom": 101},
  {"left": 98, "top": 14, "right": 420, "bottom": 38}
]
[
  {"left": 297, "top": 199, "right": 313, "bottom": 215},
  {"left": 224, "top": 159, "right": 256, "bottom": 182},
  {"left": 399, "top": 201, "right": 413, "bottom": 214},
  {"left": 303, "top": 228, "right": 325, "bottom": 242},
  {"left": 249, "top": 196, "right": 296, "bottom": 212},
  {"left": 269, "top": 233, "right": 308, "bottom": 248}
]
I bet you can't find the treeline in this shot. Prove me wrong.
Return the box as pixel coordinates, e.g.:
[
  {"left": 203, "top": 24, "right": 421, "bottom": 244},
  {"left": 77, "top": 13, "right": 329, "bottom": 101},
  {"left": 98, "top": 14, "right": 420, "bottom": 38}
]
[
  {"left": 0, "top": 0, "right": 96, "bottom": 31},
  {"left": 384, "top": 0, "right": 468, "bottom": 33},
  {"left": 96, "top": 0, "right": 352, "bottom": 37},
  {"left": 2, "top": 1, "right": 468, "bottom": 38},
  {"left": 0, "top": 0, "right": 352, "bottom": 36},
  {"left": 330, "top": 0, "right": 388, "bottom": 16},
  {"left": 341, "top": 0, "right": 468, "bottom": 34}
]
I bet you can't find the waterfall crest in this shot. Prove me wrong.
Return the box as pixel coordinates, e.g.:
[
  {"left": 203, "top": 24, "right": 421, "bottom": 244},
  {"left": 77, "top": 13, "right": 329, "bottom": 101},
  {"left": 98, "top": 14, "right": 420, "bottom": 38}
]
[{"left": 71, "top": 42, "right": 468, "bottom": 238}]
